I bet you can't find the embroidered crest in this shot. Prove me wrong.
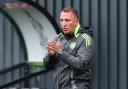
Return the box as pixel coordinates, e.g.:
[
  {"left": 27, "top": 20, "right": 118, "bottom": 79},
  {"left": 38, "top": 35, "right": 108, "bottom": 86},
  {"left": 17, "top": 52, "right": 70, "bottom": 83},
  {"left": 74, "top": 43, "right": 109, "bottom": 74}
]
[{"left": 70, "top": 42, "right": 76, "bottom": 49}]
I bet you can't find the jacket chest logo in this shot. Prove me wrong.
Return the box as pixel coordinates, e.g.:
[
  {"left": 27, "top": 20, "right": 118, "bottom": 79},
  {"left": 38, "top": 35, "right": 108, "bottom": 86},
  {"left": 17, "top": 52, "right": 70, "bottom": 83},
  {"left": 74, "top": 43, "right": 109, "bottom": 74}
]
[{"left": 69, "top": 42, "right": 76, "bottom": 49}]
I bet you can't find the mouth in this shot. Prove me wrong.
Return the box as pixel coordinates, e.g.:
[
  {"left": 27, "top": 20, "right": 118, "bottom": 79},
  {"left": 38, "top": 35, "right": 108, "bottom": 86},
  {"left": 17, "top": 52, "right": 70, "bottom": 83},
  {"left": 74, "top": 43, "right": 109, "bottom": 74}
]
[{"left": 63, "top": 28, "right": 68, "bottom": 31}]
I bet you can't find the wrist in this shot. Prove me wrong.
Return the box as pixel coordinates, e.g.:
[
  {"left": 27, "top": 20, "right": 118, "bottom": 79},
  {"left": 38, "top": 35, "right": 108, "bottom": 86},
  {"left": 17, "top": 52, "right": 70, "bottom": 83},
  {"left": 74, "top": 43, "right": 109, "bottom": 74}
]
[
  {"left": 48, "top": 51, "right": 55, "bottom": 56},
  {"left": 56, "top": 49, "right": 63, "bottom": 56}
]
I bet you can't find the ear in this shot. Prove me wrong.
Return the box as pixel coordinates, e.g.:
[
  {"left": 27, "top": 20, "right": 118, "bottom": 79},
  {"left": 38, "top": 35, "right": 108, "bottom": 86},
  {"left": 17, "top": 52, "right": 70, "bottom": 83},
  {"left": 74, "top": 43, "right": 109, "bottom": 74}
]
[{"left": 75, "top": 19, "right": 78, "bottom": 25}]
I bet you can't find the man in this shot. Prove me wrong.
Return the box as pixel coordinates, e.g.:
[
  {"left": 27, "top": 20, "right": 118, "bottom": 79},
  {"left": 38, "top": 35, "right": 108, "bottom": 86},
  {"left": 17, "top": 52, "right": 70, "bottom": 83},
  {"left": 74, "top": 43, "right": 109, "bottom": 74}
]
[{"left": 43, "top": 7, "right": 94, "bottom": 89}]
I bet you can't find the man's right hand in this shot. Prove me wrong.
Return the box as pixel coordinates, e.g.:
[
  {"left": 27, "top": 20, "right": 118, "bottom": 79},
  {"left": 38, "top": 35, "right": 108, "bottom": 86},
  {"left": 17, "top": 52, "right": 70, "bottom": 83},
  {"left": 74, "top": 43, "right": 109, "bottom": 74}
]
[{"left": 47, "top": 40, "right": 55, "bottom": 55}]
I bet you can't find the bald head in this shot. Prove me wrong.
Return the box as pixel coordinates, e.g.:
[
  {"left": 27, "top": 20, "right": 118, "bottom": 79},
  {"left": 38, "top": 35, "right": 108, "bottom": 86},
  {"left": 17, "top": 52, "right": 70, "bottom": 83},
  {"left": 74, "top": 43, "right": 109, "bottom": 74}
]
[{"left": 61, "top": 7, "right": 79, "bottom": 19}]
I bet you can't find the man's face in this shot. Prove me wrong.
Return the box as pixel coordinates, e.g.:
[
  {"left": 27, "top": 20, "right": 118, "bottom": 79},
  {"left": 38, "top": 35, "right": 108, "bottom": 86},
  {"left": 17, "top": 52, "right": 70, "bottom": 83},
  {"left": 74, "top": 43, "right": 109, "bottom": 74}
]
[{"left": 59, "top": 11, "right": 78, "bottom": 34}]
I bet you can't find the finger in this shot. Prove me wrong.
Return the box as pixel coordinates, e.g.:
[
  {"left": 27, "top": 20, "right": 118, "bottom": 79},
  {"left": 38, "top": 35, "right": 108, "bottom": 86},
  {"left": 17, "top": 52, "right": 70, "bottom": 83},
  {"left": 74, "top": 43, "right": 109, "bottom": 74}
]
[
  {"left": 48, "top": 46, "right": 55, "bottom": 51},
  {"left": 47, "top": 41, "right": 52, "bottom": 46},
  {"left": 52, "top": 41, "right": 56, "bottom": 45},
  {"left": 47, "top": 40, "right": 52, "bottom": 43},
  {"left": 48, "top": 41, "right": 54, "bottom": 46}
]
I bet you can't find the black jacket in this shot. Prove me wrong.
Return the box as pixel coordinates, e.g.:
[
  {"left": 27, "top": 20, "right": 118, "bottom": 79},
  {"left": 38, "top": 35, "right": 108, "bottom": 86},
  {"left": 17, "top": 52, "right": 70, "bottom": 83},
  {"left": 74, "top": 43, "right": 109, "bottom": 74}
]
[{"left": 43, "top": 27, "right": 94, "bottom": 89}]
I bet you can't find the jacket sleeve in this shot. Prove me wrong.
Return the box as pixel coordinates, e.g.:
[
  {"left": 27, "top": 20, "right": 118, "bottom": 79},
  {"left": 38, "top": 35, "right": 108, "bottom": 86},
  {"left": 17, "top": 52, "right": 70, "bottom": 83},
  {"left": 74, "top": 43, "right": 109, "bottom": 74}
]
[
  {"left": 43, "top": 34, "right": 61, "bottom": 68},
  {"left": 57, "top": 38, "right": 94, "bottom": 70},
  {"left": 43, "top": 54, "right": 57, "bottom": 69}
]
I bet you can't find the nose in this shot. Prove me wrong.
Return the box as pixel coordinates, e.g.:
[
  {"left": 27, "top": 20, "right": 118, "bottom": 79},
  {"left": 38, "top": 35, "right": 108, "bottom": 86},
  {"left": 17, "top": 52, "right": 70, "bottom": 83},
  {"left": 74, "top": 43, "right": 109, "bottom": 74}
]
[{"left": 62, "top": 21, "right": 67, "bottom": 27}]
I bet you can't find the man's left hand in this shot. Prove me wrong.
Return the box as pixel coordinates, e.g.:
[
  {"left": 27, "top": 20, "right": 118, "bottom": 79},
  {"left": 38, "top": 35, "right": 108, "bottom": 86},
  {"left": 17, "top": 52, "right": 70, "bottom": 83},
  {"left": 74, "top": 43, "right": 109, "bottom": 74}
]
[{"left": 52, "top": 39, "right": 62, "bottom": 54}]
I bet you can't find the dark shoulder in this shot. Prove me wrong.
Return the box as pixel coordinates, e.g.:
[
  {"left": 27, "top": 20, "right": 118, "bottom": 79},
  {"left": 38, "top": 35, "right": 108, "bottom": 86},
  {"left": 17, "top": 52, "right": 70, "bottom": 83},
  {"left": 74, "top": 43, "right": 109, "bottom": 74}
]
[
  {"left": 80, "top": 27, "right": 93, "bottom": 37},
  {"left": 82, "top": 33, "right": 94, "bottom": 46}
]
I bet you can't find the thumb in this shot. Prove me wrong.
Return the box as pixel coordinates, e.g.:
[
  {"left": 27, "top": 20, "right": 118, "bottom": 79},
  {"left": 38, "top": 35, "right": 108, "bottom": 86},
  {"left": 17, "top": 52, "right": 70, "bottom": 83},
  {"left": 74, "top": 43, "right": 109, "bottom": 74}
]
[{"left": 57, "top": 39, "right": 61, "bottom": 42}]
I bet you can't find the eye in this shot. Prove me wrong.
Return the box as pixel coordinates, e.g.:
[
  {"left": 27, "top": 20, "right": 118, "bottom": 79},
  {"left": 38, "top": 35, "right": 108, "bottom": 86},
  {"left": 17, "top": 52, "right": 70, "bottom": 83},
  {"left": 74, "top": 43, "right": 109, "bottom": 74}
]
[
  {"left": 60, "top": 19, "right": 63, "bottom": 22},
  {"left": 65, "top": 19, "right": 70, "bottom": 22}
]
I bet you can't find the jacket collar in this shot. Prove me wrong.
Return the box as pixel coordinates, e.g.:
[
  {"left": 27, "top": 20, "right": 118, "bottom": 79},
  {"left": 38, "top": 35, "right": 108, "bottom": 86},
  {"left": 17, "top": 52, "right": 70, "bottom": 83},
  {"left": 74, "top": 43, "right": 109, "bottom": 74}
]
[{"left": 74, "top": 22, "right": 80, "bottom": 38}]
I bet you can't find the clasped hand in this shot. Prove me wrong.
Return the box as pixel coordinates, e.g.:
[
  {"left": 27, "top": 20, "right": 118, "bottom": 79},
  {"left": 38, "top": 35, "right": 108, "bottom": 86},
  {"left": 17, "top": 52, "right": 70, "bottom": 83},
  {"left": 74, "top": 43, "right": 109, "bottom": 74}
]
[{"left": 47, "top": 39, "right": 62, "bottom": 55}]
